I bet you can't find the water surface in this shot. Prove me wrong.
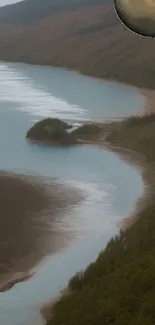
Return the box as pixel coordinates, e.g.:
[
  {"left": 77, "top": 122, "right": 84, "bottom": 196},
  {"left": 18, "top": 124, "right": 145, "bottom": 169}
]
[
  {"left": 0, "top": 62, "right": 144, "bottom": 325},
  {"left": 0, "top": 61, "right": 145, "bottom": 121}
]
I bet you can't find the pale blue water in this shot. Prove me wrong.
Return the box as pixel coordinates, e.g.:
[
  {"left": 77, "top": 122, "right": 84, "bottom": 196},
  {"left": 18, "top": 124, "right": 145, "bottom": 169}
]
[
  {"left": 0, "top": 61, "right": 144, "bottom": 121},
  {"left": 0, "top": 62, "right": 144, "bottom": 325}
]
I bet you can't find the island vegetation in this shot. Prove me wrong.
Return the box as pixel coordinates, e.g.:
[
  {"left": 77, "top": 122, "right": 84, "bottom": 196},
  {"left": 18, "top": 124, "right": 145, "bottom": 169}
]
[
  {"left": 26, "top": 118, "right": 104, "bottom": 145},
  {"left": 46, "top": 113, "right": 155, "bottom": 325},
  {"left": 26, "top": 118, "right": 78, "bottom": 145}
]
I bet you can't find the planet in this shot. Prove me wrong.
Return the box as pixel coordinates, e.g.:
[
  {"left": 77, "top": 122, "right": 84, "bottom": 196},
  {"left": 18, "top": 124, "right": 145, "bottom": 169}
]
[{"left": 114, "top": 0, "right": 155, "bottom": 37}]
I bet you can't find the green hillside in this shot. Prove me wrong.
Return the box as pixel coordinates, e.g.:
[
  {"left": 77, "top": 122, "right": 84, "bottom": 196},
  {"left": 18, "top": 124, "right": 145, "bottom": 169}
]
[{"left": 47, "top": 114, "right": 155, "bottom": 325}]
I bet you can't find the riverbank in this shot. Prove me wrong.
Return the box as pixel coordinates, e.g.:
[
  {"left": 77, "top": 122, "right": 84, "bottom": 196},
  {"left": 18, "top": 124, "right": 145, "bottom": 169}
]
[
  {"left": 1, "top": 21, "right": 155, "bottom": 91},
  {"left": 2, "top": 58, "right": 154, "bottom": 119},
  {"left": 0, "top": 171, "right": 83, "bottom": 291},
  {"left": 45, "top": 113, "right": 155, "bottom": 325},
  {"left": 1, "top": 0, "right": 155, "bottom": 90},
  {"left": 139, "top": 87, "right": 155, "bottom": 115},
  {"left": 1, "top": 57, "right": 155, "bottom": 100}
]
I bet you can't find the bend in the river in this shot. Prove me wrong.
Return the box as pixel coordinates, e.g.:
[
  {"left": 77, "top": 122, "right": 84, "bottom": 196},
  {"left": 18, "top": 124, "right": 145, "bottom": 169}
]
[{"left": 0, "top": 62, "right": 144, "bottom": 325}]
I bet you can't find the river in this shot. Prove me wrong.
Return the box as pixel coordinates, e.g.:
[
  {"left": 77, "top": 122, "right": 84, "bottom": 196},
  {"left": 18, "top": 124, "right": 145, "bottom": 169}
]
[{"left": 0, "top": 61, "right": 144, "bottom": 325}]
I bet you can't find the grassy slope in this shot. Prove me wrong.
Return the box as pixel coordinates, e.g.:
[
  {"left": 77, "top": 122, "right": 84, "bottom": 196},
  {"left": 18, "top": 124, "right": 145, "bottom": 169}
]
[
  {"left": 47, "top": 114, "right": 155, "bottom": 325},
  {"left": 0, "top": 2, "right": 155, "bottom": 88}
]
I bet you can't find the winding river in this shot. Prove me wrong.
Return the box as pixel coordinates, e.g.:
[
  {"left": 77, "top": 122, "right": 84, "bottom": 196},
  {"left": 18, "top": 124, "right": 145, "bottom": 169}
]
[{"left": 0, "top": 62, "right": 144, "bottom": 325}]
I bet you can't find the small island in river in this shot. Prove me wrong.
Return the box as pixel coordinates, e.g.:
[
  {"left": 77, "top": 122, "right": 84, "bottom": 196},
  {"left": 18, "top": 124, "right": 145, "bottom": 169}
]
[
  {"left": 26, "top": 117, "right": 103, "bottom": 146},
  {"left": 26, "top": 118, "right": 78, "bottom": 145}
]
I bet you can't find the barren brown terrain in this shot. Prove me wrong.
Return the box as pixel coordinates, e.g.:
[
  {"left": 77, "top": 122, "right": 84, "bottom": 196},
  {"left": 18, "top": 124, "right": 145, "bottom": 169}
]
[
  {"left": 0, "top": 1, "right": 155, "bottom": 88},
  {"left": 0, "top": 172, "right": 81, "bottom": 286}
]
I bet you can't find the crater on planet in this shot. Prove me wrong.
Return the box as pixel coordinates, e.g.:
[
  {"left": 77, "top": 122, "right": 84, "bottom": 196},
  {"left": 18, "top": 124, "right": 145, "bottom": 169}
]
[{"left": 114, "top": 0, "right": 155, "bottom": 37}]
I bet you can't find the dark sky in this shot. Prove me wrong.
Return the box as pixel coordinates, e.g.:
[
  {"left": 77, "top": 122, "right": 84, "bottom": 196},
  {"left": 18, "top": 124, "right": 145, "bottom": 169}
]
[{"left": 0, "top": 0, "right": 22, "bottom": 6}]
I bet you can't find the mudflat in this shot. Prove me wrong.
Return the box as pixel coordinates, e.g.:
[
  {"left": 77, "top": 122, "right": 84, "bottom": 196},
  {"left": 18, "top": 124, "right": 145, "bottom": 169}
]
[{"left": 0, "top": 171, "right": 81, "bottom": 288}]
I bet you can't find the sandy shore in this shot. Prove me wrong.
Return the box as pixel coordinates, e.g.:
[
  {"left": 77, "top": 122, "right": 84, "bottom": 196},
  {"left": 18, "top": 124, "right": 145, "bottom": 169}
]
[
  {"left": 96, "top": 77, "right": 155, "bottom": 118},
  {"left": 40, "top": 132, "right": 149, "bottom": 324},
  {"left": 102, "top": 143, "right": 149, "bottom": 231},
  {"left": 0, "top": 171, "right": 83, "bottom": 290},
  {"left": 104, "top": 80, "right": 155, "bottom": 118},
  {"left": 139, "top": 87, "right": 155, "bottom": 115},
  {"left": 41, "top": 144, "right": 148, "bottom": 323},
  {"left": 79, "top": 139, "right": 148, "bottom": 231},
  {"left": 40, "top": 84, "right": 155, "bottom": 321}
]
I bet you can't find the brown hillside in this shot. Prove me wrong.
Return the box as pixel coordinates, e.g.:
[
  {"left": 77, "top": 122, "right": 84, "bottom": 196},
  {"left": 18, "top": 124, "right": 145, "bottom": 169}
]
[{"left": 0, "top": 4, "right": 155, "bottom": 88}]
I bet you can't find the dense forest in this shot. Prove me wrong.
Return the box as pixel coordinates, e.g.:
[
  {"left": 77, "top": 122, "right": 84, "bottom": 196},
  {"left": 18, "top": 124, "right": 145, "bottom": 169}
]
[
  {"left": 0, "top": 0, "right": 155, "bottom": 88},
  {"left": 46, "top": 114, "right": 155, "bottom": 325}
]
